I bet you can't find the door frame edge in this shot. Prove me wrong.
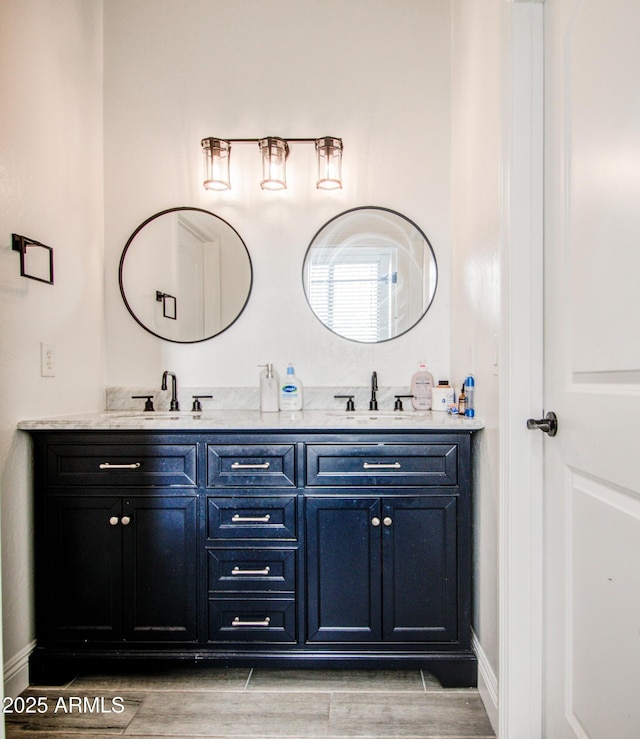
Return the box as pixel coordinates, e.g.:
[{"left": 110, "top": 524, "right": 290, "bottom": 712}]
[{"left": 498, "top": 2, "right": 545, "bottom": 737}]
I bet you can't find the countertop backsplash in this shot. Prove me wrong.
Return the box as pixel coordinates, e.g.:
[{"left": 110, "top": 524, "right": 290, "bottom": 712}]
[{"left": 106, "top": 386, "right": 415, "bottom": 413}]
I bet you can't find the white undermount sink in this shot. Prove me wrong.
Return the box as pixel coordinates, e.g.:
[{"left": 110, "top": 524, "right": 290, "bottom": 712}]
[
  {"left": 102, "top": 411, "right": 185, "bottom": 419},
  {"left": 324, "top": 410, "right": 419, "bottom": 420}
]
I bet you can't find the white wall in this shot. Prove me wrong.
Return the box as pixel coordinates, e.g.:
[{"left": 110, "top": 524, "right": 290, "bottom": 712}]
[
  {"left": 450, "top": 0, "right": 502, "bottom": 720},
  {"left": 0, "top": 0, "right": 104, "bottom": 697},
  {"left": 103, "top": 0, "right": 452, "bottom": 391}
]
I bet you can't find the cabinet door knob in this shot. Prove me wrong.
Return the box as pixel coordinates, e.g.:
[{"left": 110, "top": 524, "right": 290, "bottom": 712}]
[
  {"left": 371, "top": 517, "right": 381, "bottom": 527},
  {"left": 121, "top": 516, "right": 131, "bottom": 526},
  {"left": 383, "top": 516, "right": 393, "bottom": 527},
  {"left": 109, "top": 516, "right": 119, "bottom": 526}
]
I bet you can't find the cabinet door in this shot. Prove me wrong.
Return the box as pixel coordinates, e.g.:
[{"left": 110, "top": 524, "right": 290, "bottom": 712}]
[
  {"left": 382, "top": 497, "right": 458, "bottom": 642},
  {"left": 122, "top": 496, "right": 198, "bottom": 642},
  {"left": 45, "top": 496, "right": 123, "bottom": 642},
  {"left": 306, "top": 497, "right": 381, "bottom": 642}
]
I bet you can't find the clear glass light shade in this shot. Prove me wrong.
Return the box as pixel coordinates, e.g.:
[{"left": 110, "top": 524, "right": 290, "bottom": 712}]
[
  {"left": 259, "top": 137, "right": 289, "bottom": 190},
  {"left": 201, "top": 138, "right": 231, "bottom": 190},
  {"left": 315, "top": 137, "right": 343, "bottom": 190}
]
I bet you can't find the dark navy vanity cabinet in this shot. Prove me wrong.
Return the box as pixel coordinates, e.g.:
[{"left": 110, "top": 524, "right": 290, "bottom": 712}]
[
  {"left": 306, "top": 495, "right": 459, "bottom": 644},
  {"left": 28, "top": 428, "right": 476, "bottom": 687}
]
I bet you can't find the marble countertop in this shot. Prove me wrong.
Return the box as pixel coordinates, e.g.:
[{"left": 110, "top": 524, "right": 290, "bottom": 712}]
[{"left": 18, "top": 409, "right": 484, "bottom": 432}]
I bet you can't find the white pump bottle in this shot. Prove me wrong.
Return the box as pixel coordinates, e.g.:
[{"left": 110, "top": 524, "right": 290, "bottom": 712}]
[
  {"left": 259, "top": 364, "right": 280, "bottom": 412},
  {"left": 410, "top": 360, "right": 434, "bottom": 410},
  {"left": 280, "top": 364, "right": 303, "bottom": 411}
]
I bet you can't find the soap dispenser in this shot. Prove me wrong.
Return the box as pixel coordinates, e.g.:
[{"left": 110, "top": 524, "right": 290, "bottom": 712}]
[
  {"left": 410, "top": 360, "right": 435, "bottom": 410},
  {"left": 259, "top": 364, "right": 280, "bottom": 412}
]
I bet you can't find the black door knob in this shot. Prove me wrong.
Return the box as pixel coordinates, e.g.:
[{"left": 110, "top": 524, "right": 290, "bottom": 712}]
[{"left": 526, "top": 411, "right": 558, "bottom": 437}]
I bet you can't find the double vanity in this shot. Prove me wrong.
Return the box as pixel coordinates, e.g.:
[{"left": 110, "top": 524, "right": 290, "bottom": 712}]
[
  {"left": 20, "top": 409, "right": 482, "bottom": 687},
  {"left": 16, "top": 188, "right": 479, "bottom": 685}
]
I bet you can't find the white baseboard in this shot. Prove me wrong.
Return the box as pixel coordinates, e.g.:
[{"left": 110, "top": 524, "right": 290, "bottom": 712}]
[
  {"left": 472, "top": 630, "right": 498, "bottom": 734},
  {"left": 3, "top": 640, "right": 35, "bottom": 699}
]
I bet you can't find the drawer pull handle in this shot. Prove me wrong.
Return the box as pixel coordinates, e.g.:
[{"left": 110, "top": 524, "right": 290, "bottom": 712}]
[
  {"left": 99, "top": 462, "right": 141, "bottom": 470},
  {"left": 232, "top": 616, "right": 271, "bottom": 627},
  {"left": 231, "top": 514, "right": 271, "bottom": 523},
  {"left": 362, "top": 462, "right": 401, "bottom": 470},
  {"left": 230, "top": 462, "right": 271, "bottom": 470},
  {"left": 232, "top": 566, "right": 271, "bottom": 576}
]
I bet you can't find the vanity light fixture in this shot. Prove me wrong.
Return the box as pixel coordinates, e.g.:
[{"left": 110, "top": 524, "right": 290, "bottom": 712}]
[
  {"left": 201, "top": 136, "right": 343, "bottom": 191},
  {"left": 201, "top": 138, "right": 231, "bottom": 191},
  {"left": 259, "top": 136, "right": 289, "bottom": 190},
  {"left": 315, "top": 137, "right": 343, "bottom": 190}
]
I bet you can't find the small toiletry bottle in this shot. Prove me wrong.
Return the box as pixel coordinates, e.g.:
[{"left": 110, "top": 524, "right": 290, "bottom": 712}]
[
  {"left": 259, "top": 364, "right": 280, "bottom": 412},
  {"left": 411, "top": 360, "right": 435, "bottom": 410},
  {"left": 464, "top": 375, "right": 475, "bottom": 417},
  {"left": 457, "top": 383, "right": 467, "bottom": 416},
  {"left": 280, "top": 364, "right": 303, "bottom": 411},
  {"left": 432, "top": 380, "right": 454, "bottom": 411}
]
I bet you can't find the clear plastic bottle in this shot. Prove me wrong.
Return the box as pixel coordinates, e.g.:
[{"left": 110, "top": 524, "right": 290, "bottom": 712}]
[
  {"left": 410, "top": 361, "right": 434, "bottom": 410},
  {"left": 464, "top": 375, "right": 475, "bottom": 417},
  {"left": 280, "top": 364, "right": 303, "bottom": 411},
  {"left": 259, "top": 363, "right": 279, "bottom": 412}
]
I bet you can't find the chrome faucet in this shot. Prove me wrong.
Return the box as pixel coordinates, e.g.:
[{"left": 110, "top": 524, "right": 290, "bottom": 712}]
[
  {"left": 161, "top": 371, "right": 179, "bottom": 411},
  {"left": 369, "top": 371, "right": 378, "bottom": 411}
]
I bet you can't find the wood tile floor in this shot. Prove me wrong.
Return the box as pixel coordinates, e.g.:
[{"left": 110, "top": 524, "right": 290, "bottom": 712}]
[{"left": 5, "top": 667, "right": 496, "bottom": 738}]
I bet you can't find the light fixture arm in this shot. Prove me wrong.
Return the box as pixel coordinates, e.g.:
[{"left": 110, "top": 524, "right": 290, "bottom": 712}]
[{"left": 214, "top": 137, "right": 319, "bottom": 145}]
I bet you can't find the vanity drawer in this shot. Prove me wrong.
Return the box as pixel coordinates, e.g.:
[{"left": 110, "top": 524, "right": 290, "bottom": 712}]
[
  {"left": 306, "top": 443, "right": 458, "bottom": 487},
  {"left": 46, "top": 443, "right": 197, "bottom": 487},
  {"left": 208, "top": 598, "right": 296, "bottom": 642},
  {"left": 207, "top": 445, "right": 296, "bottom": 487},
  {"left": 208, "top": 549, "right": 296, "bottom": 593},
  {"left": 207, "top": 496, "right": 297, "bottom": 540}
]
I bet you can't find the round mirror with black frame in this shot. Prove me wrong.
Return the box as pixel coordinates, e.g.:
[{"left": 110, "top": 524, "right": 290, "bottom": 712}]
[
  {"left": 302, "top": 206, "right": 438, "bottom": 343},
  {"left": 119, "top": 207, "right": 253, "bottom": 343}
]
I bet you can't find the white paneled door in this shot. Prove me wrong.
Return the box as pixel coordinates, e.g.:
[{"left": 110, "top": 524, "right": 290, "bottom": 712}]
[{"left": 543, "top": 0, "right": 640, "bottom": 736}]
